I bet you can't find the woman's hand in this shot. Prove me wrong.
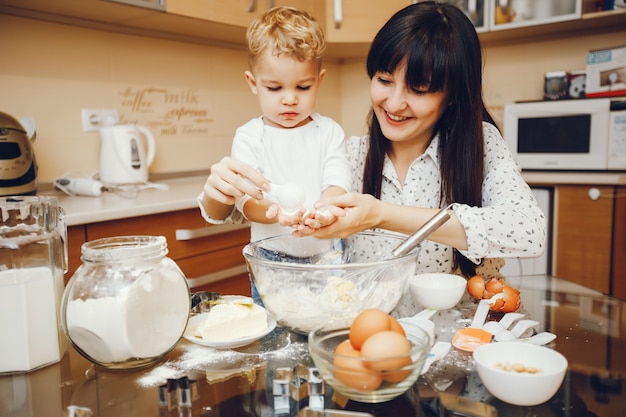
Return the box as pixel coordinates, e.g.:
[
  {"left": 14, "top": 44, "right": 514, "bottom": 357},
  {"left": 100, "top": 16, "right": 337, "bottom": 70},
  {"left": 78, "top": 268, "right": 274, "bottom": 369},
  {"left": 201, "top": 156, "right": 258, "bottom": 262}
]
[
  {"left": 203, "top": 157, "right": 269, "bottom": 205},
  {"left": 294, "top": 193, "right": 382, "bottom": 238},
  {"left": 294, "top": 206, "right": 343, "bottom": 235}
]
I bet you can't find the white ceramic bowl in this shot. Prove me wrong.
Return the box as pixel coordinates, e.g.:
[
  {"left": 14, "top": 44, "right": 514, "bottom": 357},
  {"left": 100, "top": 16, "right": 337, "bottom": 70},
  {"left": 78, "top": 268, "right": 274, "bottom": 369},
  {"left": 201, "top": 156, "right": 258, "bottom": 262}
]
[
  {"left": 473, "top": 342, "right": 568, "bottom": 406},
  {"left": 243, "top": 232, "right": 419, "bottom": 334},
  {"left": 409, "top": 273, "right": 466, "bottom": 310}
]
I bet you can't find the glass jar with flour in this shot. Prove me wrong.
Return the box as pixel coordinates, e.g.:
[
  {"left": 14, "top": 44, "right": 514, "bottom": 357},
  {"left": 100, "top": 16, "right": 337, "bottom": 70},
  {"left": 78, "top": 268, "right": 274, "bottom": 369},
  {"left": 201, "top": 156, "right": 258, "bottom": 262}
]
[
  {"left": 0, "top": 196, "right": 68, "bottom": 374},
  {"left": 61, "top": 235, "right": 190, "bottom": 369}
]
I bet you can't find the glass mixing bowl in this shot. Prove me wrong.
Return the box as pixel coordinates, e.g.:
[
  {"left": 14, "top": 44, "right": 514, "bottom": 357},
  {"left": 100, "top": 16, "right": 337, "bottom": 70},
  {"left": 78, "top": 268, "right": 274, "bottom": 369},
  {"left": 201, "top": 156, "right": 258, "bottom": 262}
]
[{"left": 243, "top": 232, "right": 418, "bottom": 334}]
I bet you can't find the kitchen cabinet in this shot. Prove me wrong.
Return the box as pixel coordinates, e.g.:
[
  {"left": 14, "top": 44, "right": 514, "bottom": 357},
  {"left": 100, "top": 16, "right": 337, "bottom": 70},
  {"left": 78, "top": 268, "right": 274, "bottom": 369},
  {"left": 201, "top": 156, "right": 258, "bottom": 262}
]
[
  {"left": 553, "top": 184, "right": 626, "bottom": 299},
  {"left": 166, "top": 0, "right": 308, "bottom": 28},
  {"left": 110, "top": 0, "right": 165, "bottom": 10},
  {"left": 612, "top": 186, "right": 626, "bottom": 300},
  {"left": 1, "top": 0, "right": 624, "bottom": 60},
  {"left": 64, "top": 208, "right": 252, "bottom": 295},
  {"left": 322, "top": 0, "right": 410, "bottom": 43},
  {"left": 66, "top": 225, "right": 86, "bottom": 279}
]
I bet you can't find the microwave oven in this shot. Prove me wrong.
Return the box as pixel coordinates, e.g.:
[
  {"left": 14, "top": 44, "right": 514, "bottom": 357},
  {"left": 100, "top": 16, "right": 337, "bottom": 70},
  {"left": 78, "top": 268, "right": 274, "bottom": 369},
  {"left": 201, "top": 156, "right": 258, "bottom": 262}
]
[{"left": 504, "top": 98, "right": 626, "bottom": 171}]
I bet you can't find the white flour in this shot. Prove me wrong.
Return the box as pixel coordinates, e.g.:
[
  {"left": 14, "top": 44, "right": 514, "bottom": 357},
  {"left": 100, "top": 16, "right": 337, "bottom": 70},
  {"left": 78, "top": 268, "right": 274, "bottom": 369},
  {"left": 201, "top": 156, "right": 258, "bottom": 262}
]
[
  {"left": 258, "top": 273, "right": 403, "bottom": 332},
  {"left": 0, "top": 266, "right": 66, "bottom": 372},
  {"left": 136, "top": 340, "right": 309, "bottom": 388},
  {"left": 65, "top": 268, "right": 189, "bottom": 363}
]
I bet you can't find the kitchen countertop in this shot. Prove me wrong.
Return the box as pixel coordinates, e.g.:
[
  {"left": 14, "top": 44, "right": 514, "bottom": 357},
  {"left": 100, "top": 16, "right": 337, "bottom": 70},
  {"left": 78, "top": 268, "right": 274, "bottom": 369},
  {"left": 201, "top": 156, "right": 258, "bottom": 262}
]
[
  {"left": 522, "top": 171, "right": 626, "bottom": 186},
  {"left": 36, "top": 170, "right": 626, "bottom": 227},
  {"left": 39, "top": 174, "right": 207, "bottom": 226}
]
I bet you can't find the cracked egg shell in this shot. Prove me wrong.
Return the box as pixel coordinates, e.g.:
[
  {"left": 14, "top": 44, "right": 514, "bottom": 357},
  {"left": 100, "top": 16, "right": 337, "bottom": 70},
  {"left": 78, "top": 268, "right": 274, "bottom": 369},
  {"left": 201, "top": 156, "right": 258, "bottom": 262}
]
[
  {"left": 485, "top": 276, "right": 507, "bottom": 295},
  {"left": 489, "top": 285, "right": 521, "bottom": 313}
]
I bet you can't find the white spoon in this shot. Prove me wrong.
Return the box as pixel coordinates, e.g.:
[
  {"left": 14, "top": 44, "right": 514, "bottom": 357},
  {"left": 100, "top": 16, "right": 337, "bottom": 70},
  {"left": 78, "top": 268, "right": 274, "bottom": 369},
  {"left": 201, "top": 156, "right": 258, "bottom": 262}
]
[
  {"left": 420, "top": 341, "right": 451, "bottom": 375},
  {"left": 399, "top": 308, "right": 437, "bottom": 346},
  {"left": 498, "top": 312, "right": 526, "bottom": 329},
  {"left": 494, "top": 319, "right": 540, "bottom": 342},
  {"left": 482, "top": 312, "right": 525, "bottom": 335},
  {"left": 513, "top": 332, "right": 557, "bottom": 345},
  {"left": 451, "top": 299, "right": 493, "bottom": 352}
]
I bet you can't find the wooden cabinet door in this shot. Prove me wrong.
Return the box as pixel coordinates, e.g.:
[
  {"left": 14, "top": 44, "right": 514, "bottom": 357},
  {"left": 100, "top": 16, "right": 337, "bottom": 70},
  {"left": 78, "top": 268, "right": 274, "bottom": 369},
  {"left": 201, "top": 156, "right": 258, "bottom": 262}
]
[
  {"left": 272, "top": 0, "right": 325, "bottom": 17},
  {"left": 167, "top": 0, "right": 267, "bottom": 27},
  {"left": 612, "top": 186, "right": 626, "bottom": 300},
  {"left": 323, "top": 0, "right": 411, "bottom": 43},
  {"left": 65, "top": 225, "right": 87, "bottom": 284},
  {"left": 553, "top": 185, "right": 613, "bottom": 294}
]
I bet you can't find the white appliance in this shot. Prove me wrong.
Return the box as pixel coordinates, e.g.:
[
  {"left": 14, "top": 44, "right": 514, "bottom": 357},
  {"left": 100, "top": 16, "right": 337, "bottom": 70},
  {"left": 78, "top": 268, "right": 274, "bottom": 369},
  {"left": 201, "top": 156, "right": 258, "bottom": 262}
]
[
  {"left": 504, "top": 98, "right": 626, "bottom": 171},
  {"left": 500, "top": 187, "right": 551, "bottom": 277},
  {"left": 98, "top": 124, "right": 156, "bottom": 185}
]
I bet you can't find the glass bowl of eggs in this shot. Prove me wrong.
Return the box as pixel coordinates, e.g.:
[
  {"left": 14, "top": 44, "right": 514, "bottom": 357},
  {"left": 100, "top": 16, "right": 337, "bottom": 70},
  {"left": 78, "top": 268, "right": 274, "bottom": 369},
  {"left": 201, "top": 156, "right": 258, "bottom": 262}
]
[
  {"left": 243, "top": 232, "right": 419, "bottom": 334},
  {"left": 308, "top": 309, "right": 431, "bottom": 403}
]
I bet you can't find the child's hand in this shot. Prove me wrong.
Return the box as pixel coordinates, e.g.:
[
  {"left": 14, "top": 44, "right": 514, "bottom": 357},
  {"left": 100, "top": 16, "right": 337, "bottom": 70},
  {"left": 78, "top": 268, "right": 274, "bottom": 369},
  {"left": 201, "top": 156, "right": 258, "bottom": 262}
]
[
  {"left": 266, "top": 204, "right": 307, "bottom": 227},
  {"left": 203, "top": 157, "right": 268, "bottom": 205}
]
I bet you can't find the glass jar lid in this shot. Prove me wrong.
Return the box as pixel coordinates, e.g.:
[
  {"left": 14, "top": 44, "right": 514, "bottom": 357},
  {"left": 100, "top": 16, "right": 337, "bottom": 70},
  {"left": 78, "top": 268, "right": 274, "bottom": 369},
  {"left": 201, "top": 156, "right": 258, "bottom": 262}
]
[{"left": 80, "top": 235, "right": 168, "bottom": 264}]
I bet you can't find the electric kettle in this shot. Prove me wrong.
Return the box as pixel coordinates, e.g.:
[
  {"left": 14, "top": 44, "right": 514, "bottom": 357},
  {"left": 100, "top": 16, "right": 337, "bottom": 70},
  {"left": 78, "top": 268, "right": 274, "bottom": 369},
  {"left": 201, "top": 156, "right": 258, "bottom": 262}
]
[
  {"left": 0, "top": 112, "right": 38, "bottom": 196},
  {"left": 99, "top": 124, "right": 156, "bottom": 185}
]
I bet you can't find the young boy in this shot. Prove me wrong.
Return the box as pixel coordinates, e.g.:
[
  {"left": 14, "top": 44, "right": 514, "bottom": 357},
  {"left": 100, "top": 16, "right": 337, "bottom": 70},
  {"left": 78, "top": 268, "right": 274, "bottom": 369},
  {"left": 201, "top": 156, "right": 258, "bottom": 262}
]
[
  {"left": 197, "top": 6, "right": 352, "bottom": 300},
  {"left": 199, "top": 6, "right": 350, "bottom": 238}
]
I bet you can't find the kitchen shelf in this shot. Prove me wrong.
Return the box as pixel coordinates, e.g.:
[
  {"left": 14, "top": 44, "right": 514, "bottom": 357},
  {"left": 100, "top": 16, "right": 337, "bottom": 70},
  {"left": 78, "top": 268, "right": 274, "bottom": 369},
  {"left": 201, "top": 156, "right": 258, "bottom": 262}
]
[{"left": 479, "top": 7, "right": 626, "bottom": 47}]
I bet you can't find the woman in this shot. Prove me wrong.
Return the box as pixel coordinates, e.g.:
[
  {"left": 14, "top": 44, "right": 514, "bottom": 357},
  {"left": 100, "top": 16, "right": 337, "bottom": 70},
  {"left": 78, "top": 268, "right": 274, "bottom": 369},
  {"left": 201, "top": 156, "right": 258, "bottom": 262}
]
[
  {"left": 302, "top": 1, "right": 546, "bottom": 312},
  {"left": 200, "top": 2, "right": 546, "bottom": 315}
]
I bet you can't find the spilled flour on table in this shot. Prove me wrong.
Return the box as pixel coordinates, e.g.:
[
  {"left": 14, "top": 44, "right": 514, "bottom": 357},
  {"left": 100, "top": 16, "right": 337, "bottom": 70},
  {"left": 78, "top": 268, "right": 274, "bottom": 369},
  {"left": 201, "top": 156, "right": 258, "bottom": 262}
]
[{"left": 136, "top": 340, "right": 308, "bottom": 388}]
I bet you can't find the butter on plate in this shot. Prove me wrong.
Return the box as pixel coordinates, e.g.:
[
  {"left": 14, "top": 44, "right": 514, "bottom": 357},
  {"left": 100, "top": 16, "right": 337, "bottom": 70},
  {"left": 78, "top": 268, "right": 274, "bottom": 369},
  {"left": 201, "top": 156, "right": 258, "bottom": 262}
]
[{"left": 193, "top": 299, "right": 268, "bottom": 342}]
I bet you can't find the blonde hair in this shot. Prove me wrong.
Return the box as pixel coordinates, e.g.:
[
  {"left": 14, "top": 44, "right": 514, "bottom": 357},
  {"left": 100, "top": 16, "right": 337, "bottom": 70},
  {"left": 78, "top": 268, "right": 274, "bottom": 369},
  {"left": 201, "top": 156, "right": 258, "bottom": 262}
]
[{"left": 246, "top": 6, "right": 326, "bottom": 68}]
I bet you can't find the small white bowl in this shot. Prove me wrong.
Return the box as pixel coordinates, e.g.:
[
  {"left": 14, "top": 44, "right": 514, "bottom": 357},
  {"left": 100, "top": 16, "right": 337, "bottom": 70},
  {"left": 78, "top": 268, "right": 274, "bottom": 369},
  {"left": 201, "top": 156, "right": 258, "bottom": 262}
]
[
  {"left": 473, "top": 342, "right": 568, "bottom": 406},
  {"left": 409, "top": 273, "right": 466, "bottom": 310}
]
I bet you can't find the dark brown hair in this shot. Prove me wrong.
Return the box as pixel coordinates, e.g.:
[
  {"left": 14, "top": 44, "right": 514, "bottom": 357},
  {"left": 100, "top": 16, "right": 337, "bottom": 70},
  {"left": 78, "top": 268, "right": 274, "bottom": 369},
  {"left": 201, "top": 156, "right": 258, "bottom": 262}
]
[{"left": 363, "top": 1, "right": 497, "bottom": 275}]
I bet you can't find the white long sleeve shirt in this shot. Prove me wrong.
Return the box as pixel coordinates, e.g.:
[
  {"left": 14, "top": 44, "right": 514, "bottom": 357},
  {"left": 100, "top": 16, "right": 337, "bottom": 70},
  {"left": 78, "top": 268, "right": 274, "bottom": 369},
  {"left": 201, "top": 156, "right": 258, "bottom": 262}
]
[{"left": 200, "top": 113, "right": 352, "bottom": 243}]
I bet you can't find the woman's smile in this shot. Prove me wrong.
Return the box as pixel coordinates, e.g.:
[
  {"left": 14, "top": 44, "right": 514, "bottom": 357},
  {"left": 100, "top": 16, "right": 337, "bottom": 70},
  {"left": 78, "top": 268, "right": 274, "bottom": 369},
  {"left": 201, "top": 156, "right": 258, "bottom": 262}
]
[{"left": 385, "top": 111, "right": 410, "bottom": 122}]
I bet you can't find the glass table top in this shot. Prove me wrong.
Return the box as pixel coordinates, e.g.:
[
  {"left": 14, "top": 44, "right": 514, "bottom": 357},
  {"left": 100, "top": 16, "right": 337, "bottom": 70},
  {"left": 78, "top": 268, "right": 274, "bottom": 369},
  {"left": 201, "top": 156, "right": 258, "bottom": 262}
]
[{"left": 1, "top": 274, "right": 625, "bottom": 417}]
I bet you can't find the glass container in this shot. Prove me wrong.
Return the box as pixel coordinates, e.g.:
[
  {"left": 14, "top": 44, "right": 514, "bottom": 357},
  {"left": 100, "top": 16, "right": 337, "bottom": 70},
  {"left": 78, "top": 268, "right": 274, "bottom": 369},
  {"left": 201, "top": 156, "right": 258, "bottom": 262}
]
[
  {"left": 0, "top": 196, "right": 68, "bottom": 373},
  {"left": 61, "top": 235, "right": 190, "bottom": 369}
]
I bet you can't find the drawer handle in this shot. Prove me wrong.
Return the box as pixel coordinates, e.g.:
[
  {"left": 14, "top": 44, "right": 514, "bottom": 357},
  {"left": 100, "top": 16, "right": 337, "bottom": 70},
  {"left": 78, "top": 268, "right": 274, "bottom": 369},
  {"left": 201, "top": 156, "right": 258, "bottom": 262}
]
[
  {"left": 334, "top": 0, "right": 342, "bottom": 29},
  {"left": 175, "top": 223, "right": 250, "bottom": 241}
]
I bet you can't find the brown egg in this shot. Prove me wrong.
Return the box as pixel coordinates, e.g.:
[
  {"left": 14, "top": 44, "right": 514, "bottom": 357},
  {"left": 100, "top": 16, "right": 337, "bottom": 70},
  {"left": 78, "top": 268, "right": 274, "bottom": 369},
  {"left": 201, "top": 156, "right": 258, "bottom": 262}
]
[
  {"left": 333, "top": 339, "right": 383, "bottom": 391},
  {"left": 467, "top": 275, "right": 485, "bottom": 300},
  {"left": 361, "top": 331, "right": 412, "bottom": 374},
  {"left": 389, "top": 316, "right": 406, "bottom": 337},
  {"left": 349, "top": 309, "right": 392, "bottom": 350}
]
